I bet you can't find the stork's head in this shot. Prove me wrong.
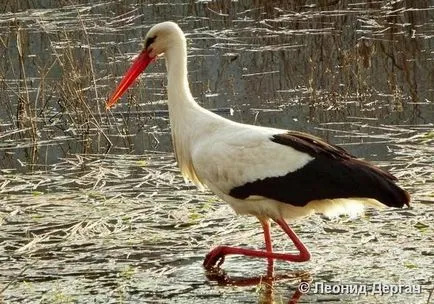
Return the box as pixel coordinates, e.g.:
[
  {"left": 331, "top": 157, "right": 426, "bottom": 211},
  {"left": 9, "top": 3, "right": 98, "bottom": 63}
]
[
  {"left": 144, "top": 21, "right": 185, "bottom": 58},
  {"left": 106, "top": 21, "right": 185, "bottom": 109}
]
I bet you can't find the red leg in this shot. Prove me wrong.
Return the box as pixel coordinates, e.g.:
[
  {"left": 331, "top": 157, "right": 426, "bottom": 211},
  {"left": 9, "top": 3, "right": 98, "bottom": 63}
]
[
  {"left": 274, "top": 218, "right": 311, "bottom": 262},
  {"left": 203, "top": 218, "right": 311, "bottom": 269},
  {"left": 259, "top": 218, "right": 274, "bottom": 277}
]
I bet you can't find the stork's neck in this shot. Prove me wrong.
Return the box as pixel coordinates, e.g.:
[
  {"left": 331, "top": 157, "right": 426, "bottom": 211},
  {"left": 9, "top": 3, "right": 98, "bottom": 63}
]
[
  {"left": 164, "top": 44, "right": 204, "bottom": 185},
  {"left": 165, "top": 46, "right": 196, "bottom": 110}
]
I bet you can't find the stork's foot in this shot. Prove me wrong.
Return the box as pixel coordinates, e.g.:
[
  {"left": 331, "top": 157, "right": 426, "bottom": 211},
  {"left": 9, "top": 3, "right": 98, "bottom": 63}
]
[
  {"left": 203, "top": 219, "right": 310, "bottom": 270},
  {"left": 203, "top": 246, "right": 227, "bottom": 269}
]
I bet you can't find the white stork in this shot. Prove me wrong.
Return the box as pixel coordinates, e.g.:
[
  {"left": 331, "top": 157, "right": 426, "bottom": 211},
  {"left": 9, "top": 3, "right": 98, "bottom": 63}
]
[{"left": 106, "top": 21, "right": 410, "bottom": 270}]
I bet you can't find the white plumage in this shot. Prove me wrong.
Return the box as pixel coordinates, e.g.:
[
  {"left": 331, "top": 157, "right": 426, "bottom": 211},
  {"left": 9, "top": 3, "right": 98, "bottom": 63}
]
[{"left": 107, "top": 21, "right": 410, "bottom": 270}]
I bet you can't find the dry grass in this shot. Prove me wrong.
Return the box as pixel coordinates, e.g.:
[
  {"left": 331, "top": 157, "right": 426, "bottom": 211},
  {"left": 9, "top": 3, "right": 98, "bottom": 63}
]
[
  {"left": 0, "top": 0, "right": 433, "bottom": 169},
  {"left": 0, "top": 0, "right": 433, "bottom": 303},
  {"left": 0, "top": 151, "right": 432, "bottom": 303}
]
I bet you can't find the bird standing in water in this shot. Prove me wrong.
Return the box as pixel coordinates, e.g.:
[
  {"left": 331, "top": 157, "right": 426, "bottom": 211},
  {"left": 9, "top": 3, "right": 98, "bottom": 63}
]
[{"left": 106, "top": 21, "right": 410, "bottom": 271}]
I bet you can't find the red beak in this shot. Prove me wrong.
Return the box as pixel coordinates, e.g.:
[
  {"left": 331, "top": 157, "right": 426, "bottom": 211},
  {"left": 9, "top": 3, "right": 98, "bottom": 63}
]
[{"left": 106, "top": 50, "right": 154, "bottom": 109}]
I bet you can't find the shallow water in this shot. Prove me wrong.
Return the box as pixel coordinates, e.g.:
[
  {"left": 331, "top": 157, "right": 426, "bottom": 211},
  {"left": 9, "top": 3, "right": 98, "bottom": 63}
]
[
  {"left": 1, "top": 0, "right": 433, "bottom": 166},
  {"left": 0, "top": 1, "right": 433, "bottom": 303},
  {"left": 1, "top": 153, "right": 433, "bottom": 303}
]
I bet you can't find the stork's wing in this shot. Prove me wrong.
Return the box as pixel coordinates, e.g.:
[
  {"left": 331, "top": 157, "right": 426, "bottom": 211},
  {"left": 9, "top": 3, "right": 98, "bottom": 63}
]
[{"left": 192, "top": 129, "right": 410, "bottom": 208}]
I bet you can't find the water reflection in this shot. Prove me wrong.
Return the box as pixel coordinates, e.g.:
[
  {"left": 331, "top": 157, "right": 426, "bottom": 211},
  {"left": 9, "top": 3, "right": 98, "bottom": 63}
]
[{"left": 205, "top": 267, "right": 311, "bottom": 304}]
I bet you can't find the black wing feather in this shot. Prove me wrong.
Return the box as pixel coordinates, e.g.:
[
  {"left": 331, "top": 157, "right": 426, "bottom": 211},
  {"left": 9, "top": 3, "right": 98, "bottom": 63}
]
[{"left": 229, "top": 132, "right": 410, "bottom": 208}]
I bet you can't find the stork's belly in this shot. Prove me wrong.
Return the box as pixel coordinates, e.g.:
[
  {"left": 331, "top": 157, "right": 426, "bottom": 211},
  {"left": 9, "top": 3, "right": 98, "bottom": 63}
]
[
  {"left": 214, "top": 191, "right": 385, "bottom": 220},
  {"left": 225, "top": 195, "right": 317, "bottom": 220}
]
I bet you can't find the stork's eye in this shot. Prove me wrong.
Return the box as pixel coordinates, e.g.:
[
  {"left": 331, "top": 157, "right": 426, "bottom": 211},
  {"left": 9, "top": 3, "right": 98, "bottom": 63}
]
[{"left": 145, "top": 36, "right": 156, "bottom": 49}]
